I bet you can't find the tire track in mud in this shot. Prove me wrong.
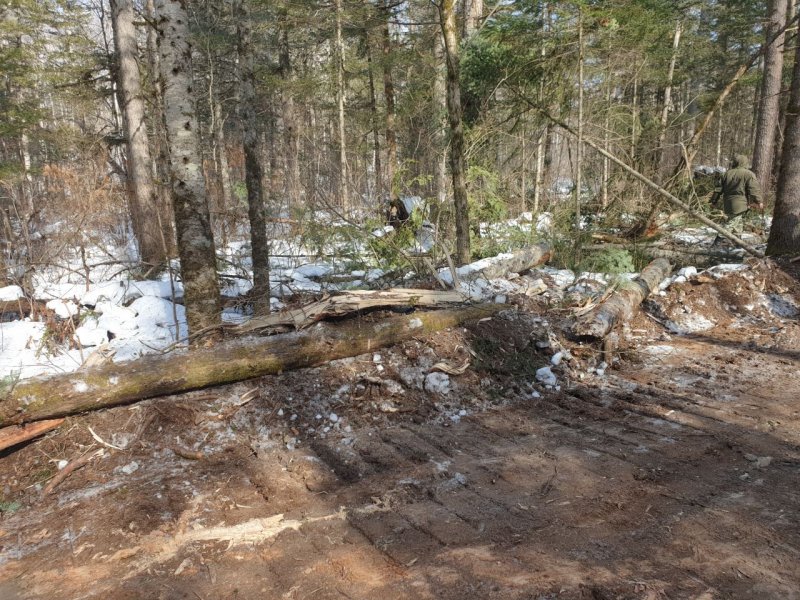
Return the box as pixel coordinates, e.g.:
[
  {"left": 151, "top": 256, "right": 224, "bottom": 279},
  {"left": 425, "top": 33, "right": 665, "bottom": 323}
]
[{"left": 299, "top": 361, "right": 800, "bottom": 599}]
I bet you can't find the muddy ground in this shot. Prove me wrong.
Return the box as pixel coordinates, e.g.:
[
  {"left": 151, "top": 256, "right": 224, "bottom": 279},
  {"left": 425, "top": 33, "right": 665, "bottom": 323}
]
[{"left": 0, "top": 259, "right": 798, "bottom": 599}]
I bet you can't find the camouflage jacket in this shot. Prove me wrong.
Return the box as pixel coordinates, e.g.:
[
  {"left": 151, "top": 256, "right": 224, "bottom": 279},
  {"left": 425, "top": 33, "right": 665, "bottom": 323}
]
[{"left": 712, "top": 156, "right": 763, "bottom": 216}]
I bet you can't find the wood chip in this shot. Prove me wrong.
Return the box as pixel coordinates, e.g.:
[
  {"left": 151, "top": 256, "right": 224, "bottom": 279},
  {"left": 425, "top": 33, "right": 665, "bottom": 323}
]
[
  {"left": 430, "top": 359, "right": 471, "bottom": 375},
  {"left": 88, "top": 426, "right": 126, "bottom": 451},
  {"left": 172, "top": 446, "right": 205, "bottom": 460}
]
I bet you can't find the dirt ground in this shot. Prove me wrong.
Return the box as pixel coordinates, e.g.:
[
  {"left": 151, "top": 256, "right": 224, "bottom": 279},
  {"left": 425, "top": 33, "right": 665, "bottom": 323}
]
[{"left": 1, "top": 259, "right": 799, "bottom": 599}]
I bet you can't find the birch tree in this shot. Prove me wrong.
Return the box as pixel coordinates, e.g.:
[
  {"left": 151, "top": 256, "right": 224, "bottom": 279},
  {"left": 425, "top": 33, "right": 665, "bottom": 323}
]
[{"left": 154, "top": 0, "right": 221, "bottom": 337}]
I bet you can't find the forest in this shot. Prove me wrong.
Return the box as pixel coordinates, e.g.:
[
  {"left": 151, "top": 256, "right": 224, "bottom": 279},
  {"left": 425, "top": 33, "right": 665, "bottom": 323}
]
[
  {"left": 1, "top": 1, "right": 800, "bottom": 598},
  {"left": 0, "top": 0, "right": 798, "bottom": 336}
]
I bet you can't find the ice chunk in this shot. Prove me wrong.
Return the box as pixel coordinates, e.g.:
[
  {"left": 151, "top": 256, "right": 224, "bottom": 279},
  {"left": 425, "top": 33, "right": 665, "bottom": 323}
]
[{"left": 535, "top": 366, "right": 557, "bottom": 386}]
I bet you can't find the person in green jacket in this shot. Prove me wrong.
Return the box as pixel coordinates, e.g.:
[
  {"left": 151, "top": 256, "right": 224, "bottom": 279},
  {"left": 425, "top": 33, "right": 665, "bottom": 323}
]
[{"left": 710, "top": 154, "right": 763, "bottom": 245}]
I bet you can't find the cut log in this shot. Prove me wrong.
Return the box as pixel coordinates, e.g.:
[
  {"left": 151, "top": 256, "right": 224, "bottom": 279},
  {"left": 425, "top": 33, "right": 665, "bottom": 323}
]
[
  {"left": 0, "top": 418, "right": 64, "bottom": 452},
  {"left": 571, "top": 258, "right": 672, "bottom": 340},
  {"left": 447, "top": 243, "right": 553, "bottom": 283},
  {"left": 0, "top": 304, "right": 504, "bottom": 427},
  {"left": 234, "top": 289, "right": 471, "bottom": 333},
  {"left": 0, "top": 298, "right": 48, "bottom": 321}
]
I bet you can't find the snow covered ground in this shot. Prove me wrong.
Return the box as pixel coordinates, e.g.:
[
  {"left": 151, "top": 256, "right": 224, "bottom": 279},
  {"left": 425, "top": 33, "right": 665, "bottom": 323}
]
[{"left": 1, "top": 212, "right": 758, "bottom": 383}]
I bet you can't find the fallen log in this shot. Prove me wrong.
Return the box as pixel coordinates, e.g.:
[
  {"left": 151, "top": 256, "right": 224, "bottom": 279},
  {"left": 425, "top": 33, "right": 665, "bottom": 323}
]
[
  {"left": 0, "top": 304, "right": 504, "bottom": 427},
  {"left": 0, "top": 298, "right": 48, "bottom": 321},
  {"left": 571, "top": 258, "right": 672, "bottom": 340},
  {"left": 445, "top": 243, "right": 553, "bottom": 283},
  {"left": 234, "top": 289, "right": 471, "bottom": 333},
  {"left": 588, "top": 243, "right": 745, "bottom": 266},
  {"left": 0, "top": 418, "right": 64, "bottom": 452}
]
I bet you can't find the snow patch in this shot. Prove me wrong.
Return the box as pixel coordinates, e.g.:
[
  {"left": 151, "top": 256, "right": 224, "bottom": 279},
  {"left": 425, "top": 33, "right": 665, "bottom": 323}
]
[
  {"left": 535, "top": 366, "right": 557, "bottom": 386},
  {"left": 46, "top": 299, "right": 79, "bottom": 319},
  {"left": 765, "top": 293, "right": 799, "bottom": 318},
  {"left": 0, "top": 285, "right": 24, "bottom": 302},
  {"left": 424, "top": 372, "right": 451, "bottom": 394},
  {"left": 666, "top": 314, "right": 716, "bottom": 334}
]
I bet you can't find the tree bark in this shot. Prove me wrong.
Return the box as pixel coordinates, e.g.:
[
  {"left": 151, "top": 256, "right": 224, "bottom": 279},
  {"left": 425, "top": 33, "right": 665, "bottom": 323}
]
[
  {"left": 334, "top": 0, "right": 349, "bottom": 208},
  {"left": 154, "top": 0, "right": 222, "bottom": 337},
  {"left": 279, "top": 27, "right": 301, "bottom": 207},
  {"left": 145, "top": 0, "right": 175, "bottom": 256},
  {"left": 381, "top": 3, "right": 397, "bottom": 196},
  {"left": 533, "top": 2, "right": 549, "bottom": 213},
  {"left": 365, "top": 32, "right": 383, "bottom": 199},
  {"left": 235, "top": 0, "right": 270, "bottom": 314},
  {"left": 212, "top": 96, "right": 234, "bottom": 222},
  {"left": 110, "top": 0, "right": 165, "bottom": 268},
  {"left": 1, "top": 305, "right": 504, "bottom": 426},
  {"left": 767, "top": 23, "right": 800, "bottom": 255},
  {"left": 439, "top": 0, "right": 471, "bottom": 265},
  {"left": 463, "top": 0, "right": 482, "bottom": 38},
  {"left": 571, "top": 258, "right": 672, "bottom": 340},
  {"left": 657, "top": 19, "right": 682, "bottom": 178},
  {"left": 575, "top": 10, "right": 584, "bottom": 232},
  {"left": 433, "top": 29, "right": 448, "bottom": 206},
  {"left": 752, "top": 0, "right": 789, "bottom": 194}
]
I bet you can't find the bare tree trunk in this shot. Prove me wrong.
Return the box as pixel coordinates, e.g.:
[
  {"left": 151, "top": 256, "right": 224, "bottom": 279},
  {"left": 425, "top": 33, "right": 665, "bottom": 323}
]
[
  {"left": 533, "top": 126, "right": 547, "bottom": 212},
  {"left": 657, "top": 19, "right": 682, "bottom": 178},
  {"left": 111, "top": 0, "right": 166, "bottom": 267},
  {"left": 279, "top": 27, "right": 301, "bottom": 207},
  {"left": 235, "top": 0, "right": 270, "bottom": 314},
  {"left": 767, "top": 26, "right": 800, "bottom": 255},
  {"left": 366, "top": 33, "right": 383, "bottom": 200},
  {"left": 154, "top": 0, "right": 221, "bottom": 337},
  {"left": 533, "top": 3, "right": 549, "bottom": 213},
  {"left": 463, "top": 0, "right": 482, "bottom": 38},
  {"left": 145, "top": 0, "right": 174, "bottom": 256},
  {"left": 630, "top": 75, "right": 639, "bottom": 160},
  {"left": 752, "top": 0, "right": 789, "bottom": 194},
  {"left": 433, "top": 29, "right": 448, "bottom": 205},
  {"left": 212, "top": 98, "right": 234, "bottom": 219},
  {"left": 602, "top": 74, "right": 611, "bottom": 208},
  {"left": 575, "top": 10, "right": 584, "bottom": 233},
  {"left": 715, "top": 104, "right": 723, "bottom": 166},
  {"left": 381, "top": 3, "right": 397, "bottom": 196},
  {"left": 439, "top": 0, "right": 471, "bottom": 265},
  {"left": 334, "top": 0, "right": 349, "bottom": 209},
  {"left": 18, "top": 133, "right": 34, "bottom": 219},
  {"left": 520, "top": 125, "right": 527, "bottom": 210}
]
